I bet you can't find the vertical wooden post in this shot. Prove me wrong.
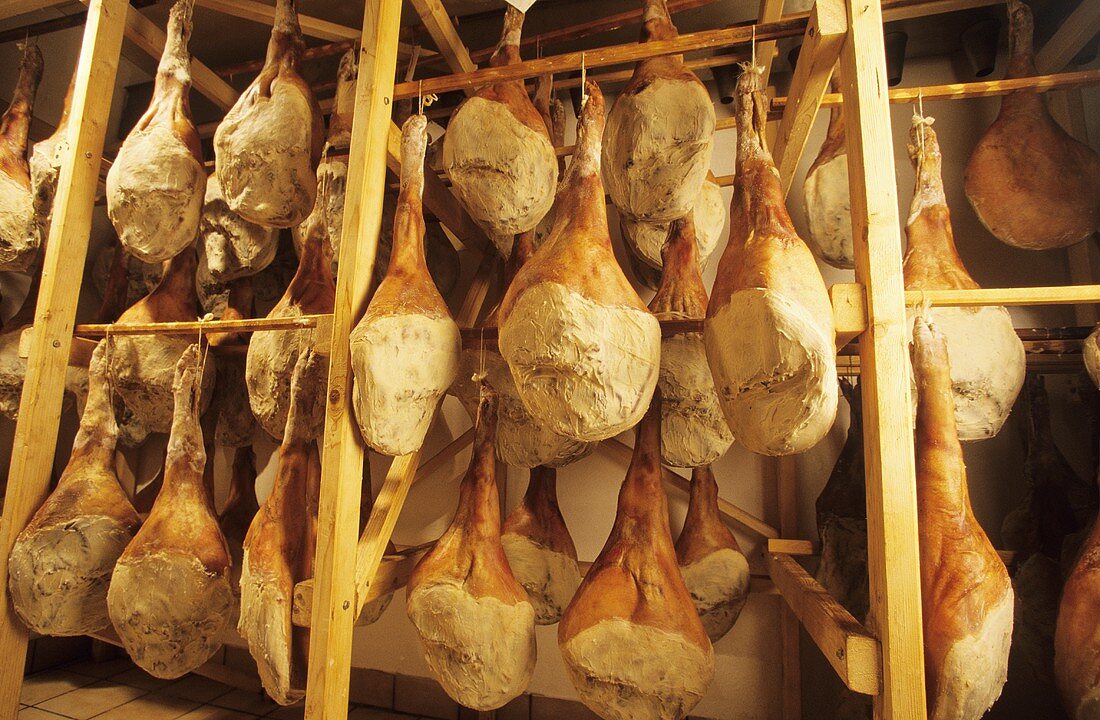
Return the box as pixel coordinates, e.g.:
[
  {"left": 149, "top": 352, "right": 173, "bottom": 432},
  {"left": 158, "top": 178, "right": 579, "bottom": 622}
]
[
  {"left": 0, "top": 0, "right": 129, "bottom": 714},
  {"left": 777, "top": 456, "right": 801, "bottom": 720},
  {"left": 838, "top": 1, "right": 927, "bottom": 719},
  {"left": 305, "top": 0, "right": 403, "bottom": 717}
]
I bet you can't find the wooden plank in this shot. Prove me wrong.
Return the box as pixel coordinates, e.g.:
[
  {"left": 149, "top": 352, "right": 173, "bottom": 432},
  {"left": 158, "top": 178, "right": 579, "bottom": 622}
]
[
  {"left": 776, "top": 456, "right": 801, "bottom": 720},
  {"left": 0, "top": 1, "right": 129, "bottom": 716},
  {"left": 839, "top": 0, "right": 927, "bottom": 714},
  {"left": 18, "top": 330, "right": 97, "bottom": 367},
  {"left": 73, "top": 313, "right": 331, "bottom": 337},
  {"left": 293, "top": 545, "right": 430, "bottom": 626},
  {"left": 768, "top": 538, "right": 1017, "bottom": 565},
  {"left": 408, "top": 0, "right": 477, "bottom": 84},
  {"left": 901, "top": 284, "right": 1100, "bottom": 308},
  {"left": 879, "top": 0, "right": 1001, "bottom": 21},
  {"left": 767, "top": 553, "right": 882, "bottom": 696},
  {"left": 772, "top": 0, "right": 845, "bottom": 196},
  {"left": 1036, "top": 0, "right": 1100, "bottom": 73},
  {"left": 756, "top": 0, "right": 787, "bottom": 88},
  {"left": 304, "top": 0, "right": 403, "bottom": 716}
]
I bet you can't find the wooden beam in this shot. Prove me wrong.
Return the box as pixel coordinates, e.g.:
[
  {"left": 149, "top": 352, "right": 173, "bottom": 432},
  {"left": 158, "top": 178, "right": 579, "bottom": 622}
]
[
  {"left": 304, "top": 0, "right": 403, "bottom": 715},
  {"left": 767, "top": 553, "right": 882, "bottom": 696},
  {"left": 839, "top": 0, "right": 927, "bottom": 714},
  {"left": 756, "top": 0, "right": 787, "bottom": 88},
  {"left": 0, "top": 0, "right": 66, "bottom": 22},
  {"left": 408, "top": 0, "right": 476, "bottom": 85},
  {"left": 772, "top": 0, "right": 845, "bottom": 196},
  {"left": 0, "top": 1, "right": 128, "bottom": 716},
  {"left": 769, "top": 538, "right": 1017, "bottom": 565},
  {"left": 776, "top": 457, "right": 802, "bottom": 720},
  {"left": 1036, "top": 0, "right": 1100, "bottom": 73}
]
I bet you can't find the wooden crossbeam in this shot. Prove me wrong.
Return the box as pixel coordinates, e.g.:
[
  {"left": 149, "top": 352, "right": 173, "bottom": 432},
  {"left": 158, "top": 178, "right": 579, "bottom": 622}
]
[
  {"left": 756, "top": 0, "right": 787, "bottom": 87},
  {"left": 776, "top": 456, "right": 801, "bottom": 720},
  {"left": 408, "top": 0, "right": 476, "bottom": 88},
  {"left": 767, "top": 552, "right": 882, "bottom": 695},
  {"left": 1036, "top": 0, "right": 1100, "bottom": 73},
  {"left": 772, "top": 0, "right": 845, "bottom": 196},
  {"left": 769, "top": 538, "right": 1017, "bottom": 565},
  {"left": 0, "top": 0, "right": 67, "bottom": 22}
]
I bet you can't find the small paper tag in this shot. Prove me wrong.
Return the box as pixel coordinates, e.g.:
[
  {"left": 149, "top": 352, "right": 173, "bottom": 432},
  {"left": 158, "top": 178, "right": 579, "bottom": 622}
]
[{"left": 504, "top": 0, "right": 536, "bottom": 12}]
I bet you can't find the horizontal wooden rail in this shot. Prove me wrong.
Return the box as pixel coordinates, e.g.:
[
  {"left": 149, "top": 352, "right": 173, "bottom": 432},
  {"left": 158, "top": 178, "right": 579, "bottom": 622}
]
[
  {"left": 768, "top": 538, "right": 1017, "bottom": 565},
  {"left": 767, "top": 552, "right": 881, "bottom": 695},
  {"left": 72, "top": 314, "right": 333, "bottom": 337}
]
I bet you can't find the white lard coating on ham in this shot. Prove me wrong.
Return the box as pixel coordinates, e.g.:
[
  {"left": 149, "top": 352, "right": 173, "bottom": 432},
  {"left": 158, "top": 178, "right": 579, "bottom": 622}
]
[
  {"left": 108, "top": 125, "right": 205, "bottom": 264},
  {"left": 444, "top": 98, "right": 557, "bottom": 256},
  {"left": 110, "top": 334, "right": 214, "bottom": 434},
  {"left": 678, "top": 547, "right": 750, "bottom": 643},
  {"left": 0, "top": 174, "right": 37, "bottom": 271},
  {"left": 0, "top": 328, "right": 86, "bottom": 420},
  {"left": 499, "top": 282, "right": 661, "bottom": 443},
  {"left": 406, "top": 580, "right": 536, "bottom": 711},
  {"left": 603, "top": 78, "right": 715, "bottom": 223},
  {"left": 560, "top": 617, "right": 715, "bottom": 720},
  {"left": 238, "top": 550, "right": 298, "bottom": 704},
  {"left": 930, "top": 589, "right": 1013, "bottom": 720},
  {"left": 500, "top": 532, "right": 582, "bottom": 625},
  {"left": 704, "top": 288, "right": 838, "bottom": 456},
  {"left": 906, "top": 306, "right": 1025, "bottom": 442},
  {"left": 350, "top": 313, "right": 460, "bottom": 456},
  {"left": 657, "top": 332, "right": 733, "bottom": 468},
  {"left": 201, "top": 174, "right": 278, "bottom": 282},
  {"left": 247, "top": 320, "right": 326, "bottom": 441},
  {"left": 292, "top": 156, "right": 346, "bottom": 273},
  {"left": 804, "top": 153, "right": 854, "bottom": 269},
  {"left": 621, "top": 177, "right": 726, "bottom": 272},
  {"left": 453, "top": 348, "right": 595, "bottom": 468}
]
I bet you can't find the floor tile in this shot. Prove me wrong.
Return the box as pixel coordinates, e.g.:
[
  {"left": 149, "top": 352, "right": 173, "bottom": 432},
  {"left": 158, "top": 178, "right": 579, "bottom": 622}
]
[
  {"left": 64, "top": 659, "right": 137, "bottom": 681},
  {"left": 37, "top": 681, "right": 146, "bottom": 720},
  {"left": 175, "top": 707, "right": 258, "bottom": 720},
  {"left": 161, "top": 675, "right": 234, "bottom": 704},
  {"left": 209, "top": 689, "right": 278, "bottom": 716},
  {"left": 20, "top": 670, "right": 97, "bottom": 706},
  {"left": 91, "top": 693, "right": 199, "bottom": 720},
  {"left": 18, "top": 708, "right": 71, "bottom": 719},
  {"left": 108, "top": 667, "right": 175, "bottom": 692}
]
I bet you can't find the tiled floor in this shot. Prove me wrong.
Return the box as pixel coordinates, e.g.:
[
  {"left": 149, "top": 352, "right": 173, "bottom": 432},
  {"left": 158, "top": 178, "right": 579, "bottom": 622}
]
[{"left": 18, "top": 660, "right": 424, "bottom": 720}]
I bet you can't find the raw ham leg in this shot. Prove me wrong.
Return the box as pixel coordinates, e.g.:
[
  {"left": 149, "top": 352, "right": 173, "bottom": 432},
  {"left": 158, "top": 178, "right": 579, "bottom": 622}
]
[
  {"left": 110, "top": 248, "right": 214, "bottom": 433},
  {"left": 674, "top": 465, "right": 749, "bottom": 643},
  {"left": 964, "top": 0, "right": 1100, "bottom": 250},
  {"left": 8, "top": 339, "right": 140, "bottom": 636},
  {"left": 239, "top": 348, "right": 325, "bottom": 705},
  {"left": 219, "top": 445, "right": 259, "bottom": 552},
  {"left": 406, "top": 391, "right": 537, "bottom": 710},
  {"left": 107, "top": 0, "right": 205, "bottom": 264},
  {"left": 30, "top": 69, "right": 73, "bottom": 255},
  {"left": 200, "top": 174, "right": 277, "bottom": 283},
  {"left": 0, "top": 42, "right": 43, "bottom": 272},
  {"left": 704, "top": 64, "right": 837, "bottom": 456},
  {"left": 604, "top": 0, "right": 714, "bottom": 224},
  {"left": 559, "top": 397, "right": 714, "bottom": 720},
  {"left": 649, "top": 216, "right": 732, "bottom": 467},
  {"left": 912, "top": 315, "right": 1013, "bottom": 720},
  {"left": 501, "top": 465, "right": 582, "bottom": 625},
  {"left": 350, "top": 114, "right": 459, "bottom": 456},
  {"left": 215, "top": 0, "right": 323, "bottom": 228},
  {"left": 803, "top": 74, "right": 854, "bottom": 269},
  {"left": 905, "top": 114, "right": 1024, "bottom": 441},
  {"left": 107, "top": 344, "right": 233, "bottom": 679},
  {"left": 498, "top": 80, "right": 660, "bottom": 443},
  {"left": 1086, "top": 326, "right": 1100, "bottom": 389},
  {"left": 443, "top": 6, "right": 557, "bottom": 256}
]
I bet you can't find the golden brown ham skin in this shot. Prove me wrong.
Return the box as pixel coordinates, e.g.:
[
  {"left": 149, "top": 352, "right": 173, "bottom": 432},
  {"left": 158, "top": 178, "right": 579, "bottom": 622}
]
[{"left": 0, "top": 42, "right": 43, "bottom": 272}]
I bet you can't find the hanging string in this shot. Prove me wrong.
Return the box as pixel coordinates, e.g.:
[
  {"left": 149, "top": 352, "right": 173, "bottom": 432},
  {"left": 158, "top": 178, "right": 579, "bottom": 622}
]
[
  {"left": 917, "top": 87, "right": 926, "bottom": 159},
  {"left": 580, "top": 52, "right": 588, "bottom": 107}
]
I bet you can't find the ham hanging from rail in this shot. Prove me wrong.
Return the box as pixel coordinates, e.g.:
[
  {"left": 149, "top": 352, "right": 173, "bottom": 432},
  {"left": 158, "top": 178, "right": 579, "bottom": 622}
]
[
  {"left": 803, "top": 74, "right": 854, "bottom": 269},
  {"left": 443, "top": 6, "right": 558, "bottom": 257},
  {"left": 559, "top": 396, "right": 714, "bottom": 720},
  {"left": 0, "top": 42, "right": 43, "bottom": 272},
  {"left": 501, "top": 465, "right": 582, "bottom": 625},
  {"left": 912, "top": 315, "right": 1013, "bottom": 720},
  {"left": 964, "top": 0, "right": 1100, "bottom": 250},
  {"left": 239, "top": 348, "right": 324, "bottom": 705},
  {"left": 905, "top": 114, "right": 1024, "bottom": 441},
  {"left": 210, "top": 278, "right": 257, "bottom": 448},
  {"left": 29, "top": 69, "right": 73, "bottom": 257},
  {"left": 649, "top": 215, "right": 732, "bottom": 467},
  {"left": 215, "top": 0, "right": 323, "bottom": 228},
  {"left": 498, "top": 80, "right": 660, "bottom": 443},
  {"left": 704, "top": 64, "right": 837, "bottom": 456},
  {"left": 406, "top": 390, "right": 537, "bottom": 710},
  {"left": 108, "top": 0, "right": 205, "bottom": 264},
  {"left": 8, "top": 339, "right": 140, "bottom": 636},
  {"left": 603, "top": 0, "right": 715, "bottom": 224},
  {"left": 350, "top": 114, "right": 459, "bottom": 456},
  {"left": 108, "top": 344, "right": 233, "bottom": 679},
  {"left": 200, "top": 174, "right": 277, "bottom": 283},
  {"left": 674, "top": 464, "right": 749, "bottom": 644}
]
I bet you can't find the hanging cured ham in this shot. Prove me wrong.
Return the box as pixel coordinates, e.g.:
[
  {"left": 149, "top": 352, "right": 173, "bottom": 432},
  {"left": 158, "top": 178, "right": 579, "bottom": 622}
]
[
  {"left": 1085, "top": 326, "right": 1100, "bottom": 390},
  {"left": 29, "top": 70, "right": 73, "bottom": 255},
  {"left": 406, "top": 391, "right": 537, "bottom": 710},
  {"left": 704, "top": 65, "right": 837, "bottom": 456},
  {"left": 215, "top": 0, "right": 323, "bottom": 228},
  {"left": 650, "top": 216, "right": 732, "bottom": 467},
  {"left": 912, "top": 315, "right": 1013, "bottom": 720},
  {"left": 219, "top": 445, "right": 259, "bottom": 554},
  {"left": 499, "top": 81, "right": 660, "bottom": 443},
  {"left": 674, "top": 465, "right": 749, "bottom": 643},
  {"left": 200, "top": 174, "right": 277, "bottom": 283},
  {"left": 603, "top": 0, "right": 715, "bottom": 224},
  {"left": 0, "top": 42, "right": 43, "bottom": 272},
  {"left": 239, "top": 348, "right": 324, "bottom": 705},
  {"left": 803, "top": 74, "right": 854, "bottom": 269},
  {"left": 108, "top": 345, "right": 233, "bottom": 679},
  {"left": 246, "top": 201, "right": 333, "bottom": 441},
  {"left": 110, "top": 247, "right": 214, "bottom": 433},
  {"left": 964, "top": 0, "right": 1100, "bottom": 250},
  {"left": 8, "top": 339, "right": 140, "bottom": 636},
  {"left": 501, "top": 465, "right": 582, "bottom": 625},
  {"left": 905, "top": 114, "right": 1024, "bottom": 441},
  {"left": 350, "top": 114, "right": 459, "bottom": 456},
  {"left": 107, "top": 0, "right": 205, "bottom": 264},
  {"left": 560, "top": 397, "right": 714, "bottom": 720},
  {"left": 210, "top": 278, "right": 257, "bottom": 448},
  {"left": 443, "top": 6, "right": 557, "bottom": 256},
  {"left": 453, "top": 232, "right": 594, "bottom": 468}
]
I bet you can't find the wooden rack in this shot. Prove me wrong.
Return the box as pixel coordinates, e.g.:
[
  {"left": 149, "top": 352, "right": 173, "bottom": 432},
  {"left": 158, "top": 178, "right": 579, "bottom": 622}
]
[{"left": 0, "top": 1, "right": 1097, "bottom": 719}]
